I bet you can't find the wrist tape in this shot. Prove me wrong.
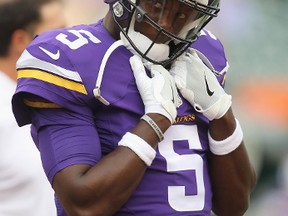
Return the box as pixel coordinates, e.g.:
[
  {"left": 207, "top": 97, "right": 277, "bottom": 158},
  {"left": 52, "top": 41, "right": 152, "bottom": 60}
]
[
  {"left": 119, "top": 132, "right": 156, "bottom": 166},
  {"left": 208, "top": 119, "right": 243, "bottom": 155},
  {"left": 141, "top": 115, "right": 164, "bottom": 141}
]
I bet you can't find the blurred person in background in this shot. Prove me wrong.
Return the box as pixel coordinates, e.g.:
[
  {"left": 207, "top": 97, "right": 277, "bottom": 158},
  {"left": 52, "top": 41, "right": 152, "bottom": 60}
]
[{"left": 0, "top": 0, "right": 65, "bottom": 215}]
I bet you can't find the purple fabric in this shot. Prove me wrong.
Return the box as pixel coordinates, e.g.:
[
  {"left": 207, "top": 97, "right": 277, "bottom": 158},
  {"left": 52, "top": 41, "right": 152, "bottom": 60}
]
[{"left": 12, "top": 19, "right": 229, "bottom": 215}]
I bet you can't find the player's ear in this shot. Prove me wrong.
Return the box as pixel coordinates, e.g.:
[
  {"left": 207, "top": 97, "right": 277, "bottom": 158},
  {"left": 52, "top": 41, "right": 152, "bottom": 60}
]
[{"left": 10, "top": 29, "right": 33, "bottom": 55}]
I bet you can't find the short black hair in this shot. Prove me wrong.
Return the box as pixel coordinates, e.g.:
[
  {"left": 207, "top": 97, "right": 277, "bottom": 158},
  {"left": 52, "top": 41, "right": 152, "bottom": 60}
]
[{"left": 0, "top": 0, "right": 56, "bottom": 56}]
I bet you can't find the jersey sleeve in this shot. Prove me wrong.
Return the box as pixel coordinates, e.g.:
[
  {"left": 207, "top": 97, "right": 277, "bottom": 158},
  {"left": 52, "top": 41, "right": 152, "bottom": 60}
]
[
  {"left": 11, "top": 26, "right": 107, "bottom": 183},
  {"left": 12, "top": 28, "right": 94, "bottom": 127},
  {"left": 30, "top": 107, "right": 102, "bottom": 184},
  {"left": 191, "top": 29, "right": 229, "bottom": 88}
]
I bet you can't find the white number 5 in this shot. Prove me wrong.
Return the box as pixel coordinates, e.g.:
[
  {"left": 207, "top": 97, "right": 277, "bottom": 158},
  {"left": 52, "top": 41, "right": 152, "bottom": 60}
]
[
  {"left": 56, "top": 29, "right": 101, "bottom": 50},
  {"left": 158, "top": 125, "right": 205, "bottom": 211}
]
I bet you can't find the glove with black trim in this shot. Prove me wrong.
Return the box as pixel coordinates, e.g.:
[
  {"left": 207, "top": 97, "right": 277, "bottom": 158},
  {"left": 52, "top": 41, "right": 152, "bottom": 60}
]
[{"left": 170, "top": 48, "right": 232, "bottom": 121}]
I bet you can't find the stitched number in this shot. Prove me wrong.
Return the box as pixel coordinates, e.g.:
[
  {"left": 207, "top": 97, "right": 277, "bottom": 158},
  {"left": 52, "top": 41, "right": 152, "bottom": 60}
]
[
  {"left": 158, "top": 125, "right": 205, "bottom": 211},
  {"left": 56, "top": 29, "right": 101, "bottom": 50}
]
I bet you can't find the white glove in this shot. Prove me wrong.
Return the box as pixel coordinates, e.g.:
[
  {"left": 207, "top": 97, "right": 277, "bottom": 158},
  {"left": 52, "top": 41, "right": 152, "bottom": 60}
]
[
  {"left": 130, "top": 55, "right": 178, "bottom": 123},
  {"left": 170, "top": 49, "right": 232, "bottom": 121}
]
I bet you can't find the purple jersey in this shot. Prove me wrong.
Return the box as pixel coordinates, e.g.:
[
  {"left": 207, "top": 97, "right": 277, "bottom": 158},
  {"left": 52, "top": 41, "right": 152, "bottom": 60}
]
[{"left": 12, "top": 20, "right": 228, "bottom": 216}]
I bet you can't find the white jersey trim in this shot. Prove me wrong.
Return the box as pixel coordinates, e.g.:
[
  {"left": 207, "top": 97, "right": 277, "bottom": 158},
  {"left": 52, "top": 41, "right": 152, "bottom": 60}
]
[{"left": 17, "top": 50, "right": 83, "bottom": 83}]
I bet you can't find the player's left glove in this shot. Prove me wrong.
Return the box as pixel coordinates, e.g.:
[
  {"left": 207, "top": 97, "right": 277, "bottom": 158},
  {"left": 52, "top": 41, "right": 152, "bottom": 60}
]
[
  {"left": 170, "top": 48, "right": 232, "bottom": 121},
  {"left": 130, "top": 55, "right": 178, "bottom": 123}
]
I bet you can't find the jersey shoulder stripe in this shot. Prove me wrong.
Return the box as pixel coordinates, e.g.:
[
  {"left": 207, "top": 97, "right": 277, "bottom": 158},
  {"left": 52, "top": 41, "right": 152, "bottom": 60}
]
[
  {"left": 12, "top": 22, "right": 115, "bottom": 126},
  {"left": 24, "top": 99, "right": 61, "bottom": 109},
  {"left": 17, "top": 50, "right": 87, "bottom": 95},
  {"left": 17, "top": 68, "right": 87, "bottom": 95}
]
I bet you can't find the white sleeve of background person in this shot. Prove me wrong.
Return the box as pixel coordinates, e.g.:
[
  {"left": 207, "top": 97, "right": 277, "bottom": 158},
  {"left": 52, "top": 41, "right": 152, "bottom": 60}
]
[{"left": 0, "top": 72, "right": 56, "bottom": 216}]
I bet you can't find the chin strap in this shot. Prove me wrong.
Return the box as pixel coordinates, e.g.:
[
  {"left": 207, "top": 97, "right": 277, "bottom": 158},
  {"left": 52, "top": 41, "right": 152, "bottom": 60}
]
[{"left": 93, "top": 40, "right": 124, "bottom": 105}]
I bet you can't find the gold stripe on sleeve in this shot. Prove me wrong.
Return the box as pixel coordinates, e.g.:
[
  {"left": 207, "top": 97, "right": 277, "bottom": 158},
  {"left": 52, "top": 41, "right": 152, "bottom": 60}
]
[
  {"left": 24, "top": 99, "right": 62, "bottom": 108},
  {"left": 18, "top": 69, "right": 87, "bottom": 95}
]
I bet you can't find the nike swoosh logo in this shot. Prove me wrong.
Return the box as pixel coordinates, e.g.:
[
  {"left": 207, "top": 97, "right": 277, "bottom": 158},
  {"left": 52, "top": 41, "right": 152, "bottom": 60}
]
[
  {"left": 204, "top": 73, "right": 214, "bottom": 96},
  {"left": 39, "top": 46, "right": 60, "bottom": 60}
]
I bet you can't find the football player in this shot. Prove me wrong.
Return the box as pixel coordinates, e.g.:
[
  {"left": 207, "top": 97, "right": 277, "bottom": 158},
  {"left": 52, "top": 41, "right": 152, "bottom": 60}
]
[{"left": 12, "top": 0, "right": 256, "bottom": 215}]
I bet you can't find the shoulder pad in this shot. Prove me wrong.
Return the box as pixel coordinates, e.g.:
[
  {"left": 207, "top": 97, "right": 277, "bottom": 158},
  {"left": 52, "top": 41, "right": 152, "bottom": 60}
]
[{"left": 192, "top": 29, "right": 229, "bottom": 75}]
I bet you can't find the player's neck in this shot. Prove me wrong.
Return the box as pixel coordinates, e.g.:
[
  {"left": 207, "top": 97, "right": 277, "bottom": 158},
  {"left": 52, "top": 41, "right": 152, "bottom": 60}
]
[{"left": 103, "top": 12, "right": 121, "bottom": 40}]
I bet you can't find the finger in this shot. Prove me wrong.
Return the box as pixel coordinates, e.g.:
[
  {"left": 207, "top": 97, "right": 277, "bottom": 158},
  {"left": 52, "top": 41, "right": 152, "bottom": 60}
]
[
  {"left": 129, "top": 55, "right": 144, "bottom": 74},
  {"left": 143, "top": 59, "right": 153, "bottom": 71},
  {"left": 150, "top": 64, "right": 164, "bottom": 78},
  {"left": 169, "top": 75, "right": 179, "bottom": 106},
  {"left": 186, "top": 48, "right": 197, "bottom": 57},
  {"left": 173, "top": 75, "right": 185, "bottom": 90},
  {"left": 150, "top": 65, "right": 165, "bottom": 96},
  {"left": 130, "top": 55, "right": 149, "bottom": 82},
  {"left": 157, "top": 66, "right": 172, "bottom": 83}
]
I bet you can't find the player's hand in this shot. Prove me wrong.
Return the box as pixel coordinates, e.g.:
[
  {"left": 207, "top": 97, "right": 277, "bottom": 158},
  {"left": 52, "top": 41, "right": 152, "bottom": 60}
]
[
  {"left": 130, "top": 55, "right": 178, "bottom": 123},
  {"left": 170, "top": 48, "right": 232, "bottom": 121}
]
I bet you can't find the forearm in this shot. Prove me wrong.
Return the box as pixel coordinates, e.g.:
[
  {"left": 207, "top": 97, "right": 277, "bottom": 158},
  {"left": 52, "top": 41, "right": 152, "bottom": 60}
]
[
  {"left": 208, "top": 109, "right": 256, "bottom": 216},
  {"left": 53, "top": 114, "right": 171, "bottom": 216},
  {"left": 55, "top": 54, "right": 176, "bottom": 215}
]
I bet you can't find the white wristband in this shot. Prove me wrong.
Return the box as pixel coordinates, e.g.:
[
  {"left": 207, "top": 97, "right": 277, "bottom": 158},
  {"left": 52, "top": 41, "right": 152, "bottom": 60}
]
[
  {"left": 208, "top": 119, "right": 243, "bottom": 155},
  {"left": 118, "top": 132, "right": 156, "bottom": 166},
  {"left": 141, "top": 115, "right": 164, "bottom": 141}
]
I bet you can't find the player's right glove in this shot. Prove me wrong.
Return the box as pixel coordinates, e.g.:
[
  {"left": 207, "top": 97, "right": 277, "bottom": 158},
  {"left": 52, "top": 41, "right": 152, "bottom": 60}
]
[
  {"left": 170, "top": 48, "right": 232, "bottom": 121},
  {"left": 130, "top": 55, "right": 178, "bottom": 123}
]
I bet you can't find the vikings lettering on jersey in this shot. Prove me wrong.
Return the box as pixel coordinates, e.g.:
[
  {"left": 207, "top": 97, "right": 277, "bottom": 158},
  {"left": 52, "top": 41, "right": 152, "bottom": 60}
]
[{"left": 12, "top": 19, "right": 228, "bottom": 216}]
